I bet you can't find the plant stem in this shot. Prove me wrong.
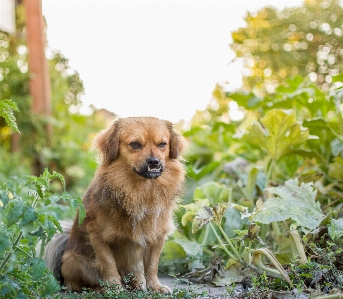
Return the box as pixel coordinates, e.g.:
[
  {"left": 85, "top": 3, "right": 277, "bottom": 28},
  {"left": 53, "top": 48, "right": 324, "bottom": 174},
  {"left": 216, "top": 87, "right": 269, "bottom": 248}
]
[
  {"left": 228, "top": 187, "right": 233, "bottom": 204},
  {"left": 290, "top": 224, "right": 307, "bottom": 264},
  {"left": 265, "top": 158, "right": 273, "bottom": 189},
  {"left": 15, "top": 247, "right": 33, "bottom": 259},
  {"left": 217, "top": 225, "right": 245, "bottom": 265},
  {"left": 208, "top": 221, "right": 237, "bottom": 261},
  {"left": 253, "top": 248, "right": 291, "bottom": 285},
  {"left": 265, "top": 159, "right": 281, "bottom": 239},
  {"left": 201, "top": 224, "right": 210, "bottom": 247},
  {"left": 322, "top": 196, "right": 343, "bottom": 211},
  {"left": 0, "top": 232, "right": 23, "bottom": 273},
  {"left": 271, "top": 222, "right": 281, "bottom": 239}
]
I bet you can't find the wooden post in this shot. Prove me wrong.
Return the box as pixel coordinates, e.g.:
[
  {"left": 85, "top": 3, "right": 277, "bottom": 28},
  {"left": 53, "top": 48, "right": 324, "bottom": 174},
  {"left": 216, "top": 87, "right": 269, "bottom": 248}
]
[{"left": 24, "top": 0, "right": 52, "bottom": 174}]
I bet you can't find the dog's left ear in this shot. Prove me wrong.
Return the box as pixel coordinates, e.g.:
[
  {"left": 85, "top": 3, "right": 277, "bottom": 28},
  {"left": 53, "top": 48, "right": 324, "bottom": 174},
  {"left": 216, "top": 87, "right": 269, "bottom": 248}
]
[
  {"left": 92, "top": 120, "right": 120, "bottom": 165},
  {"left": 166, "top": 121, "right": 186, "bottom": 159}
]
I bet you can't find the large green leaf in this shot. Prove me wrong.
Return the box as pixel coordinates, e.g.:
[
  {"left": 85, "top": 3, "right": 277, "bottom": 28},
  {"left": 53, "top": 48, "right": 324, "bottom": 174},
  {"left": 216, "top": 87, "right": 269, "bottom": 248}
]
[
  {"left": 181, "top": 198, "right": 210, "bottom": 227},
  {"left": 192, "top": 206, "right": 213, "bottom": 234},
  {"left": 6, "top": 200, "right": 26, "bottom": 227},
  {"left": 160, "top": 240, "right": 186, "bottom": 263},
  {"left": 172, "top": 231, "right": 203, "bottom": 257},
  {"left": 193, "top": 181, "right": 230, "bottom": 205},
  {"left": 254, "top": 179, "right": 324, "bottom": 234},
  {"left": 243, "top": 109, "right": 309, "bottom": 161},
  {"left": 30, "top": 258, "right": 47, "bottom": 280}
]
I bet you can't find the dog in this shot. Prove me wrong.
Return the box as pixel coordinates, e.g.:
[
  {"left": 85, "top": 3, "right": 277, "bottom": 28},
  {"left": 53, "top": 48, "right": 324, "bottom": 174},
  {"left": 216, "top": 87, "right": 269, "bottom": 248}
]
[{"left": 44, "top": 117, "right": 186, "bottom": 293}]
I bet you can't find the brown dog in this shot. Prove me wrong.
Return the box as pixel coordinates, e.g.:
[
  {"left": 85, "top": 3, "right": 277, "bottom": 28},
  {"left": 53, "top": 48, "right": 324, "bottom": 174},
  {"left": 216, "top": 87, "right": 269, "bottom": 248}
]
[{"left": 44, "top": 117, "right": 186, "bottom": 293}]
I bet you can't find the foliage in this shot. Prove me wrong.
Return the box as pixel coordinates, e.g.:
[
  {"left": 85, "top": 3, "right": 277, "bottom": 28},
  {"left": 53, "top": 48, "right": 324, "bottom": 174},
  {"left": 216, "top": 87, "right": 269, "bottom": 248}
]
[
  {"left": 161, "top": 73, "right": 343, "bottom": 297},
  {"left": 254, "top": 179, "right": 325, "bottom": 234},
  {"left": 1, "top": 1, "right": 343, "bottom": 297},
  {"left": 0, "top": 100, "right": 85, "bottom": 298},
  {"left": 46, "top": 277, "right": 203, "bottom": 299},
  {"left": 0, "top": 5, "right": 107, "bottom": 194},
  {"left": 0, "top": 169, "right": 84, "bottom": 298},
  {"left": 230, "top": 0, "right": 343, "bottom": 93},
  {"left": 0, "top": 100, "right": 20, "bottom": 133}
]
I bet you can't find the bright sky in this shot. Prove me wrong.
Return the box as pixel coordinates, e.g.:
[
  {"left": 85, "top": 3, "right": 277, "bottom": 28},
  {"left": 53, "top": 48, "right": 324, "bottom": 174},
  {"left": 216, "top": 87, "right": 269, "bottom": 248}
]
[{"left": 42, "top": 0, "right": 303, "bottom": 123}]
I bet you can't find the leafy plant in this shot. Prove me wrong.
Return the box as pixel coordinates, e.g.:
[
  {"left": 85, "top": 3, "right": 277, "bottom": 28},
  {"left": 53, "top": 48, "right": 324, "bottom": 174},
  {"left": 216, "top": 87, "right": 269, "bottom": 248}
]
[
  {"left": 0, "top": 169, "right": 85, "bottom": 298},
  {"left": 167, "top": 73, "right": 343, "bottom": 297},
  {"left": 0, "top": 100, "right": 20, "bottom": 133},
  {"left": 52, "top": 277, "right": 203, "bottom": 299},
  {"left": 230, "top": 0, "right": 343, "bottom": 91},
  {"left": 0, "top": 6, "right": 106, "bottom": 193}
]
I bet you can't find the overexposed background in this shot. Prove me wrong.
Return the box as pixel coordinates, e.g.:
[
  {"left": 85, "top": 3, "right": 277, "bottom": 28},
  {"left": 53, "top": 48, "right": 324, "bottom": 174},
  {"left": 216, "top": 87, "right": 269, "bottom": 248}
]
[{"left": 42, "top": 0, "right": 303, "bottom": 122}]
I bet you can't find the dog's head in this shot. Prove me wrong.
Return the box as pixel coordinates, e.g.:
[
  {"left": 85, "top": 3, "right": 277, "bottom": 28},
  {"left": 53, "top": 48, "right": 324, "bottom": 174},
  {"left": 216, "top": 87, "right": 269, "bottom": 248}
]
[{"left": 92, "top": 117, "right": 186, "bottom": 179}]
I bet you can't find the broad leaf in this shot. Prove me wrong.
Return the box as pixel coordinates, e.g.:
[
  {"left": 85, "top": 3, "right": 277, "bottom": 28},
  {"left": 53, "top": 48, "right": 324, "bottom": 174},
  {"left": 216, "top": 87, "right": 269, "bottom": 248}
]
[
  {"left": 20, "top": 207, "right": 37, "bottom": 226},
  {"left": 223, "top": 208, "right": 244, "bottom": 238},
  {"left": 192, "top": 206, "right": 213, "bottom": 234},
  {"left": 212, "top": 203, "right": 229, "bottom": 226},
  {"left": 193, "top": 181, "right": 230, "bottom": 205},
  {"left": 161, "top": 240, "right": 186, "bottom": 263},
  {"left": 30, "top": 258, "right": 46, "bottom": 280},
  {"left": 181, "top": 198, "right": 210, "bottom": 227},
  {"left": 243, "top": 109, "right": 309, "bottom": 161},
  {"left": 274, "top": 235, "right": 296, "bottom": 265},
  {"left": 254, "top": 179, "right": 324, "bottom": 234},
  {"left": 6, "top": 200, "right": 26, "bottom": 227},
  {"left": 173, "top": 231, "right": 203, "bottom": 257},
  {"left": 230, "top": 203, "right": 251, "bottom": 219}
]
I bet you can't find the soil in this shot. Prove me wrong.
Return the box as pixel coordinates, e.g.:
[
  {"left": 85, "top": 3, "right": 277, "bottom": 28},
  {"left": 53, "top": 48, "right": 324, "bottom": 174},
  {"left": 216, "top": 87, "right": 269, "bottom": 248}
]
[{"left": 160, "top": 276, "right": 234, "bottom": 298}]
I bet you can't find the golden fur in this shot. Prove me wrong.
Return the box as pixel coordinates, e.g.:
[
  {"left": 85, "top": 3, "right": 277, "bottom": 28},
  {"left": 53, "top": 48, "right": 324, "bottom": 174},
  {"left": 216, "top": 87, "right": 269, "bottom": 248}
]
[{"left": 44, "top": 117, "right": 186, "bottom": 293}]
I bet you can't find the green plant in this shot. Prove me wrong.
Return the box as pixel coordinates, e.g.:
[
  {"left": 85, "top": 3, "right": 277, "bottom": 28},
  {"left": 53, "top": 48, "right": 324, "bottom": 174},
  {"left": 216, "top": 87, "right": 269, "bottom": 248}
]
[
  {"left": 0, "top": 99, "right": 20, "bottom": 133},
  {"left": 164, "top": 74, "right": 343, "bottom": 297},
  {"left": 0, "top": 99, "right": 84, "bottom": 297},
  {"left": 0, "top": 7, "right": 106, "bottom": 194},
  {"left": 230, "top": 0, "right": 343, "bottom": 92},
  {"left": 46, "top": 275, "right": 202, "bottom": 299},
  {"left": 0, "top": 169, "right": 85, "bottom": 298}
]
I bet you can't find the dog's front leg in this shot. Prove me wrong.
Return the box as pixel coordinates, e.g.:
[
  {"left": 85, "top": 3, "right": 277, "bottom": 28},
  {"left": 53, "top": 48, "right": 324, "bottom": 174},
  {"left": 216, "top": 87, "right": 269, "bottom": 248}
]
[
  {"left": 88, "top": 232, "right": 122, "bottom": 287},
  {"left": 144, "top": 238, "right": 171, "bottom": 294}
]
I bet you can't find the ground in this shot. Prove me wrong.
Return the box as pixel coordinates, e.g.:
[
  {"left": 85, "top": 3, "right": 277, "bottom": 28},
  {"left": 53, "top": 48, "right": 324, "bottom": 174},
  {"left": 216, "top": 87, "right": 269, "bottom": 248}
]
[{"left": 160, "top": 276, "right": 235, "bottom": 298}]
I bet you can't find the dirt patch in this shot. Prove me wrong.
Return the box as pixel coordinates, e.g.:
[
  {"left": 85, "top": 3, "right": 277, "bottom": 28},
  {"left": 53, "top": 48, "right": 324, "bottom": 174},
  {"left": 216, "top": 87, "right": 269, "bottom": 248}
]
[{"left": 160, "top": 276, "right": 233, "bottom": 298}]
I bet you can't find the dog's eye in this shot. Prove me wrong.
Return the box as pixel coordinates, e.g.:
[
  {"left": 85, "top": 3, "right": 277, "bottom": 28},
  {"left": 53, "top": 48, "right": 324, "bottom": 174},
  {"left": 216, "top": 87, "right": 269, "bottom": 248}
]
[
  {"left": 158, "top": 142, "right": 167, "bottom": 148},
  {"left": 129, "top": 142, "right": 142, "bottom": 150}
]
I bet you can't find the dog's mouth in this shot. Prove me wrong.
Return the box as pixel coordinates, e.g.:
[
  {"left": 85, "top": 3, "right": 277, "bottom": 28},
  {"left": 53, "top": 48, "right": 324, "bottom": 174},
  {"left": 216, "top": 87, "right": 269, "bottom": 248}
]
[{"left": 133, "top": 164, "right": 164, "bottom": 179}]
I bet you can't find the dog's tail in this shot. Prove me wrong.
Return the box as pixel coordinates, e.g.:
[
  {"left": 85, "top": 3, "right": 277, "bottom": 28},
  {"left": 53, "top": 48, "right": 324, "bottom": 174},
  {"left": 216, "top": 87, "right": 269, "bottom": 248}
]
[{"left": 43, "top": 220, "right": 72, "bottom": 285}]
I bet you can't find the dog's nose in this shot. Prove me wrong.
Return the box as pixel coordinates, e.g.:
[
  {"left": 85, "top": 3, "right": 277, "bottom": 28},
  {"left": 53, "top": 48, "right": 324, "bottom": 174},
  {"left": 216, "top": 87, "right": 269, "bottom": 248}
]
[{"left": 146, "top": 157, "right": 160, "bottom": 169}]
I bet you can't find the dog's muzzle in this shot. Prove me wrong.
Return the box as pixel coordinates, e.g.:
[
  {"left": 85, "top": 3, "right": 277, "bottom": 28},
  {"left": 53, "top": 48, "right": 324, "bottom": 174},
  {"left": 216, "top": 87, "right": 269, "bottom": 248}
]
[{"left": 134, "top": 157, "right": 164, "bottom": 179}]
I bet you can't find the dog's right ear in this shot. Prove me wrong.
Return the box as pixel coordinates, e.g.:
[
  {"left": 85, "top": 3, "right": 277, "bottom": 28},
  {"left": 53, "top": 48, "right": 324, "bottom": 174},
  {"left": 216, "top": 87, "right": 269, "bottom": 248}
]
[{"left": 91, "top": 120, "right": 120, "bottom": 166}]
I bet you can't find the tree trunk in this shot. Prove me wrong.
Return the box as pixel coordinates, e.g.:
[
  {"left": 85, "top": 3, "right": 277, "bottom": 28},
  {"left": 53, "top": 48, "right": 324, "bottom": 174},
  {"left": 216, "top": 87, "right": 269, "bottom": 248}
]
[{"left": 24, "top": 0, "right": 52, "bottom": 175}]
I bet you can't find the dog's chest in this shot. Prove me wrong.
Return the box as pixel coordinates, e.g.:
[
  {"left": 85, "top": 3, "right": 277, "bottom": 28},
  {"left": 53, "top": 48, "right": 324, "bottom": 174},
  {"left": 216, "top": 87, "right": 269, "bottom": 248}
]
[
  {"left": 129, "top": 207, "right": 167, "bottom": 246},
  {"left": 101, "top": 205, "right": 173, "bottom": 247}
]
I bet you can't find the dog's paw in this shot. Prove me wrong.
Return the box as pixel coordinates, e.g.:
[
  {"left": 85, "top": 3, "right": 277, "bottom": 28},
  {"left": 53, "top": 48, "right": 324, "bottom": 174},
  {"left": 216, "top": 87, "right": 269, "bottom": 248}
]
[
  {"left": 160, "top": 285, "right": 172, "bottom": 294},
  {"left": 150, "top": 285, "right": 172, "bottom": 294}
]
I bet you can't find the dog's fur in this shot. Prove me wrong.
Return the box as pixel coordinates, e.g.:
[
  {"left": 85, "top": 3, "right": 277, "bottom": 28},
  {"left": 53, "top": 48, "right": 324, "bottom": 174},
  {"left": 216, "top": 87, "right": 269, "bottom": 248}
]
[{"left": 44, "top": 117, "right": 186, "bottom": 293}]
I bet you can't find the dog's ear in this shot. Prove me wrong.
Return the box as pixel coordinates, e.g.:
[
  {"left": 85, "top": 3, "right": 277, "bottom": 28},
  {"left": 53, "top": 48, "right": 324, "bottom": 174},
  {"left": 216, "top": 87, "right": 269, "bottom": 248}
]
[
  {"left": 166, "top": 121, "right": 187, "bottom": 159},
  {"left": 92, "top": 120, "right": 120, "bottom": 165}
]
